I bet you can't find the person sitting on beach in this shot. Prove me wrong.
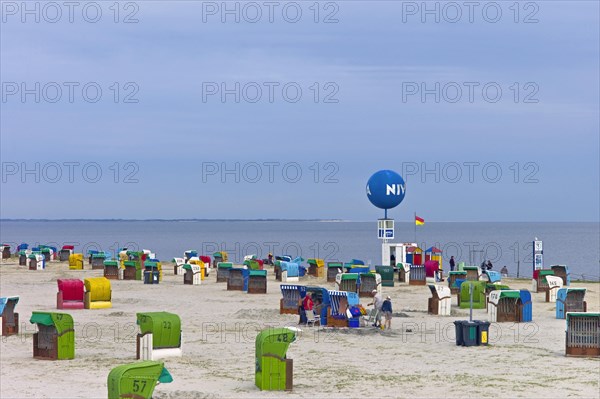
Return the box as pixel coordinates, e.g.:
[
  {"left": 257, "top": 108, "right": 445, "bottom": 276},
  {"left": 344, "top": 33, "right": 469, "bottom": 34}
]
[
  {"left": 487, "top": 260, "right": 493, "bottom": 270},
  {"left": 381, "top": 296, "right": 393, "bottom": 330},
  {"left": 299, "top": 294, "right": 314, "bottom": 325},
  {"left": 367, "top": 289, "right": 383, "bottom": 327}
]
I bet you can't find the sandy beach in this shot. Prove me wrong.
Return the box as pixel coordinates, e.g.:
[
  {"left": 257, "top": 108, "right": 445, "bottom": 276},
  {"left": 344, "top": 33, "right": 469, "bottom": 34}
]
[{"left": 1, "top": 259, "right": 599, "bottom": 399}]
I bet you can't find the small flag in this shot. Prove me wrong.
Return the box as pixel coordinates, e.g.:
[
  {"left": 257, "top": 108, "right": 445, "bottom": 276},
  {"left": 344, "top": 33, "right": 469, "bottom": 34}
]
[{"left": 415, "top": 216, "right": 425, "bottom": 226}]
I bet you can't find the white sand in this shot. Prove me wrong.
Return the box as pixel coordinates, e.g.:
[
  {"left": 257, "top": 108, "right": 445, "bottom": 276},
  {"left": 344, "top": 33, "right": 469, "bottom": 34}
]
[{"left": 1, "top": 259, "right": 599, "bottom": 398}]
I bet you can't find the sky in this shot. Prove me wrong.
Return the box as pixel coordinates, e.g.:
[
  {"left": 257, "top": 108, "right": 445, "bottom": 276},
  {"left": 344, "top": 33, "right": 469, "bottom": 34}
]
[{"left": 1, "top": 1, "right": 599, "bottom": 221}]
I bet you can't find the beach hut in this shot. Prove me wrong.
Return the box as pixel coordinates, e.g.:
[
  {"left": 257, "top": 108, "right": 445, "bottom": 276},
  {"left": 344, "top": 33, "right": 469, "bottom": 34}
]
[
  {"left": 255, "top": 327, "right": 298, "bottom": 391},
  {"left": 327, "top": 290, "right": 358, "bottom": 327},
  {"left": 406, "top": 247, "right": 423, "bottom": 266},
  {"left": 424, "top": 247, "right": 442, "bottom": 269},
  {"left": 358, "top": 273, "right": 382, "bottom": 297},
  {"left": 397, "top": 262, "right": 411, "bottom": 284},
  {"left": 520, "top": 290, "right": 533, "bottom": 322},
  {"left": 107, "top": 361, "right": 173, "bottom": 399},
  {"left": 28, "top": 253, "right": 45, "bottom": 270},
  {"left": 463, "top": 266, "right": 480, "bottom": 281},
  {"left": 58, "top": 245, "right": 74, "bottom": 261},
  {"left": 307, "top": 259, "right": 325, "bottom": 278},
  {"left": 326, "top": 262, "right": 344, "bottom": 282},
  {"left": 40, "top": 246, "right": 53, "bottom": 262},
  {"left": 409, "top": 265, "right": 426, "bottom": 285},
  {"left": 136, "top": 312, "right": 182, "bottom": 360},
  {"left": 248, "top": 270, "right": 268, "bottom": 294},
  {"left": 84, "top": 277, "right": 112, "bottom": 309},
  {"left": 56, "top": 279, "right": 85, "bottom": 310},
  {"left": 565, "top": 313, "right": 600, "bottom": 357},
  {"left": 172, "top": 258, "right": 185, "bottom": 275},
  {"left": 68, "top": 253, "right": 84, "bottom": 270},
  {"left": 143, "top": 261, "right": 160, "bottom": 284},
  {"left": 183, "top": 264, "right": 202, "bottom": 285},
  {"left": 0, "top": 296, "right": 19, "bottom": 336},
  {"left": 545, "top": 275, "right": 564, "bottom": 302},
  {"left": 104, "top": 260, "right": 120, "bottom": 280},
  {"left": 335, "top": 273, "right": 359, "bottom": 293},
  {"left": 279, "top": 285, "right": 303, "bottom": 315},
  {"left": 375, "top": 265, "right": 395, "bottom": 287},
  {"left": 556, "top": 288, "right": 587, "bottom": 319},
  {"left": 227, "top": 268, "right": 248, "bottom": 291},
  {"left": 448, "top": 271, "right": 467, "bottom": 294},
  {"left": 551, "top": 265, "right": 571, "bottom": 286},
  {"left": 216, "top": 262, "right": 233, "bottom": 282},
  {"left": 459, "top": 281, "right": 487, "bottom": 309},
  {"left": 30, "top": 311, "right": 75, "bottom": 360},
  {"left": 532, "top": 269, "right": 555, "bottom": 293},
  {"left": 212, "top": 251, "right": 228, "bottom": 268},
  {"left": 428, "top": 285, "right": 451, "bottom": 316},
  {"left": 2, "top": 244, "right": 11, "bottom": 259}
]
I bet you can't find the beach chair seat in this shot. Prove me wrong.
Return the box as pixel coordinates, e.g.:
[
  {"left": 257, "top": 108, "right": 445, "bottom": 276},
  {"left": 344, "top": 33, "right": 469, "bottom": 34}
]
[
  {"left": 183, "top": 264, "right": 202, "bottom": 285},
  {"left": 556, "top": 288, "right": 587, "bottom": 319},
  {"left": 428, "top": 285, "right": 451, "bottom": 316},
  {"left": 68, "top": 253, "right": 84, "bottom": 270},
  {"left": 172, "top": 257, "right": 185, "bottom": 275},
  {"left": 0, "top": 296, "right": 19, "bottom": 336},
  {"left": 30, "top": 311, "right": 75, "bottom": 360},
  {"left": 358, "top": 273, "right": 381, "bottom": 297},
  {"left": 104, "top": 261, "right": 120, "bottom": 280},
  {"left": 565, "top": 313, "right": 600, "bottom": 357},
  {"left": 545, "top": 275, "right": 563, "bottom": 303},
  {"left": 306, "top": 310, "right": 321, "bottom": 327},
  {"left": 227, "top": 268, "right": 248, "bottom": 291},
  {"left": 255, "top": 328, "right": 297, "bottom": 391},
  {"left": 1, "top": 244, "right": 11, "bottom": 259},
  {"left": 108, "top": 361, "right": 172, "bottom": 399},
  {"left": 216, "top": 262, "right": 233, "bottom": 282},
  {"left": 84, "top": 277, "right": 112, "bottom": 309},
  {"left": 136, "top": 312, "right": 182, "bottom": 360},
  {"left": 248, "top": 270, "right": 268, "bottom": 294},
  {"left": 28, "top": 253, "right": 45, "bottom": 270},
  {"left": 57, "top": 279, "right": 85, "bottom": 309},
  {"left": 335, "top": 273, "right": 359, "bottom": 293},
  {"left": 409, "top": 265, "right": 426, "bottom": 285},
  {"left": 397, "top": 262, "right": 411, "bottom": 284}
]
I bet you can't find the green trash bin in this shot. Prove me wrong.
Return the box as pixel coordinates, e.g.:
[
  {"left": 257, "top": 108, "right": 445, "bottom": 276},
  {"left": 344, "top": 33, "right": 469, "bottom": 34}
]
[
  {"left": 107, "top": 360, "right": 172, "bottom": 399},
  {"left": 461, "top": 321, "right": 478, "bottom": 347},
  {"left": 453, "top": 320, "right": 465, "bottom": 346},
  {"left": 255, "top": 328, "right": 298, "bottom": 391}
]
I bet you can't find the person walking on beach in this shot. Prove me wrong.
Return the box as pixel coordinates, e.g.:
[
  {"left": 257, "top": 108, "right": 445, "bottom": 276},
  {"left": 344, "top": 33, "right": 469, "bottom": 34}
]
[
  {"left": 449, "top": 256, "right": 455, "bottom": 272},
  {"left": 390, "top": 253, "right": 396, "bottom": 267},
  {"left": 381, "top": 296, "right": 393, "bottom": 330},
  {"left": 501, "top": 265, "right": 508, "bottom": 277},
  {"left": 367, "top": 289, "right": 383, "bottom": 327}
]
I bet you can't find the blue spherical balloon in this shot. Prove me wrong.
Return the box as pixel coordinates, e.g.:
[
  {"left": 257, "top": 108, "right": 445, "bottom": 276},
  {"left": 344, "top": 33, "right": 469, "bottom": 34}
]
[{"left": 366, "top": 170, "right": 406, "bottom": 209}]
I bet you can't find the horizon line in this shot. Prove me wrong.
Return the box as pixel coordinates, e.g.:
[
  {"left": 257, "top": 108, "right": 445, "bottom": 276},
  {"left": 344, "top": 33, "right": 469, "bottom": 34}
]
[{"left": 1, "top": 218, "right": 598, "bottom": 223}]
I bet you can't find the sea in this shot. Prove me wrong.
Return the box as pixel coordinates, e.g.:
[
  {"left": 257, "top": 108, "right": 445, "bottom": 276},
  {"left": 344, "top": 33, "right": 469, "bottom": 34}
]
[{"left": 1, "top": 221, "right": 598, "bottom": 281}]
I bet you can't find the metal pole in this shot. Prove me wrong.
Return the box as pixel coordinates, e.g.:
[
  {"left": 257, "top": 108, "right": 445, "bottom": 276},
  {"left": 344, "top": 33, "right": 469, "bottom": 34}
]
[
  {"left": 469, "top": 283, "right": 473, "bottom": 322},
  {"left": 517, "top": 260, "right": 520, "bottom": 278}
]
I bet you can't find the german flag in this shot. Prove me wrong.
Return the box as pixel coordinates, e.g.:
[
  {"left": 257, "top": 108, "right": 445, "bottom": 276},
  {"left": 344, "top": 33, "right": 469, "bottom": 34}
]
[{"left": 415, "top": 216, "right": 425, "bottom": 226}]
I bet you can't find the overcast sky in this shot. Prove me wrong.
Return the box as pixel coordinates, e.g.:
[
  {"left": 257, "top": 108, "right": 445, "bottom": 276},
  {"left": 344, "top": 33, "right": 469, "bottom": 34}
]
[{"left": 1, "top": 1, "right": 598, "bottom": 221}]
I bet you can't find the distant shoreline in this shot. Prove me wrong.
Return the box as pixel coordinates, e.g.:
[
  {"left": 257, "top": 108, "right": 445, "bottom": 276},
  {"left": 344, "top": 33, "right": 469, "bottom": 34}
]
[{"left": 1, "top": 219, "right": 597, "bottom": 223}]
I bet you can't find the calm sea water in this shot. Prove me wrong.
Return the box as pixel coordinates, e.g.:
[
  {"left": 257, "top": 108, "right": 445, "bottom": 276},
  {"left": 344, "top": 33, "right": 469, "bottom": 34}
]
[{"left": 1, "top": 221, "right": 598, "bottom": 281}]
